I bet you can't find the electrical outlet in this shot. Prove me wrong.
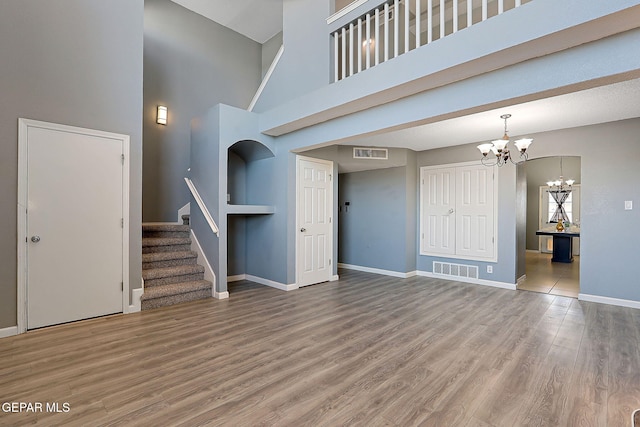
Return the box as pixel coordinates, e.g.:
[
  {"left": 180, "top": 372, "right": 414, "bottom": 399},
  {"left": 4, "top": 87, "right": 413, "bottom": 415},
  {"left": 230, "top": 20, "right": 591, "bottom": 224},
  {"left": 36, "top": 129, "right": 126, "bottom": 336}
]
[
  {"left": 487, "top": 265, "right": 493, "bottom": 274},
  {"left": 625, "top": 200, "right": 633, "bottom": 210}
]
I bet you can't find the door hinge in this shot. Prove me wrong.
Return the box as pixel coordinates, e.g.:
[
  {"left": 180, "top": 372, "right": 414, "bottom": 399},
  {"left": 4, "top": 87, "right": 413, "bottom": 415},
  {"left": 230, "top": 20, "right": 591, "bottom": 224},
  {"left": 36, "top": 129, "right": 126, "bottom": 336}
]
[
  {"left": 329, "top": 259, "right": 332, "bottom": 265},
  {"left": 329, "top": 217, "right": 332, "bottom": 223},
  {"left": 121, "top": 282, "right": 124, "bottom": 291},
  {"left": 121, "top": 154, "right": 125, "bottom": 164},
  {"left": 121, "top": 218, "right": 124, "bottom": 228},
  {"left": 329, "top": 174, "right": 332, "bottom": 181}
]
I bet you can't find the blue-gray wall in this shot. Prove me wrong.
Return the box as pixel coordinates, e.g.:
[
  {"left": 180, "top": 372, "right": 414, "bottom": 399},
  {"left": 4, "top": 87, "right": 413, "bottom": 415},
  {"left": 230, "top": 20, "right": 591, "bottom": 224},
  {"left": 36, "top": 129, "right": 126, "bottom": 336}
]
[
  {"left": 339, "top": 167, "right": 411, "bottom": 273},
  {"left": 144, "top": 0, "right": 262, "bottom": 221},
  {"left": 0, "top": 0, "right": 144, "bottom": 329}
]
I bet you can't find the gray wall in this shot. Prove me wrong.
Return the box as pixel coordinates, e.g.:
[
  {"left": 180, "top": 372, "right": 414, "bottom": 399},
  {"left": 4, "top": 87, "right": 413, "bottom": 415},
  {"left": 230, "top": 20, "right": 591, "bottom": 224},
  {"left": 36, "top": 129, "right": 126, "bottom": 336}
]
[
  {"left": 339, "top": 167, "right": 410, "bottom": 272},
  {"left": 144, "top": 0, "right": 262, "bottom": 221},
  {"left": 0, "top": 0, "right": 144, "bottom": 329},
  {"left": 525, "top": 156, "right": 581, "bottom": 250}
]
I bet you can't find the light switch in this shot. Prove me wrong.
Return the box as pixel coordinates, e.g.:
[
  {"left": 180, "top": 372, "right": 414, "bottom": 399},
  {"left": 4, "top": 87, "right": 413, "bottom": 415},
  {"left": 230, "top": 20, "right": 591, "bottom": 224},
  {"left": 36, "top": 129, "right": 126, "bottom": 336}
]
[{"left": 625, "top": 200, "right": 633, "bottom": 210}]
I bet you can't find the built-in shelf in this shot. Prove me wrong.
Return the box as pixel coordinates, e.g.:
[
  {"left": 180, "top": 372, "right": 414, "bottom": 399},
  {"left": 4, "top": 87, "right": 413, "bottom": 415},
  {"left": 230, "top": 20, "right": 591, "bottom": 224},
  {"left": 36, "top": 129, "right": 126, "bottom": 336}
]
[{"left": 226, "top": 204, "right": 275, "bottom": 215}]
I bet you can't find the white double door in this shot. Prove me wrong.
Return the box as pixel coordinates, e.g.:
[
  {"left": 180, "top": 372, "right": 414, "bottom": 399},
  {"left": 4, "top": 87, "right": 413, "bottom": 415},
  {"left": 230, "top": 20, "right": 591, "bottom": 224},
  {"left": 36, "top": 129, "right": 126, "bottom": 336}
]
[
  {"left": 20, "top": 119, "right": 126, "bottom": 330},
  {"left": 296, "top": 157, "right": 333, "bottom": 287}
]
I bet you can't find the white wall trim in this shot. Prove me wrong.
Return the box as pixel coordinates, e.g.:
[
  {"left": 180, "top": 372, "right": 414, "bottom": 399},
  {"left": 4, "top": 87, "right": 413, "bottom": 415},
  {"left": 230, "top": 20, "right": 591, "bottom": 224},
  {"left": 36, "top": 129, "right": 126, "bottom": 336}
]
[
  {"left": 338, "top": 263, "right": 417, "bottom": 279},
  {"left": 177, "top": 202, "right": 190, "bottom": 224},
  {"left": 330, "top": 274, "right": 340, "bottom": 282},
  {"left": 578, "top": 293, "right": 640, "bottom": 310},
  {"left": 129, "top": 284, "right": 143, "bottom": 313},
  {"left": 327, "top": 0, "right": 369, "bottom": 24},
  {"left": 227, "top": 274, "right": 246, "bottom": 282},
  {"left": 17, "top": 118, "right": 131, "bottom": 332},
  {"left": 0, "top": 326, "right": 18, "bottom": 339},
  {"left": 246, "top": 275, "right": 299, "bottom": 291},
  {"left": 417, "top": 270, "right": 517, "bottom": 290},
  {"left": 248, "top": 44, "right": 284, "bottom": 112},
  {"left": 189, "top": 229, "right": 224, "bottom": 299}
]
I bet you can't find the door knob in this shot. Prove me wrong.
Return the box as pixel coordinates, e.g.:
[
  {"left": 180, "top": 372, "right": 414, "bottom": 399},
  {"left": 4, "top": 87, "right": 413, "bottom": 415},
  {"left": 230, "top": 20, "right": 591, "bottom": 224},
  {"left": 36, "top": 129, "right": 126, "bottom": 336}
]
[
  {"left": 300, "top": 228, "right": 306, "bottom": 232},
  {"left": 31, "top": 235, "right": 41, "bottom": 243}
]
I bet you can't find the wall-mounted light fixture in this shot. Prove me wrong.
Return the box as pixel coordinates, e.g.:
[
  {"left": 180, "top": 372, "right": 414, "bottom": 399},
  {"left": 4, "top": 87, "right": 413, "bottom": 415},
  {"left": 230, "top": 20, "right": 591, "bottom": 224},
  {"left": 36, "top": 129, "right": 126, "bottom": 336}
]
[{"left": 156, "top": 105, "right": 168, "bottom": 125}]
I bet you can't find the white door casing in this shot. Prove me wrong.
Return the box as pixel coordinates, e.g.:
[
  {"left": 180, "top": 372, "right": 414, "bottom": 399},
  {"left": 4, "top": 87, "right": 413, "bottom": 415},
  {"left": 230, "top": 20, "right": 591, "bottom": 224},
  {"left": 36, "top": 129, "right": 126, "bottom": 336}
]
[
  {"left": 17, "top": 119, "right": 130, "bottom": 332},
  {"left": 296, "top": 156, "right": 333, "bottom": 287}
]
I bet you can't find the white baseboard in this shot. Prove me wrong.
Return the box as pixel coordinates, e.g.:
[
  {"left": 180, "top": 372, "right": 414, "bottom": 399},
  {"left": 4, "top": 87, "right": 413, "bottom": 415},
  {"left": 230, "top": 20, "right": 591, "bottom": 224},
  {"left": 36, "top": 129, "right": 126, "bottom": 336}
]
[
  {"left": 338, "top": 263, "right": 417, "bottom": 279},
  {"left": 128, "top": 282, "right": 143, "bottom": 313},
  {"left": 190, "top": 229, "right": 219, "bottom": 298},
  {"left": 246, "top": 274, "right": 299, "bottom": 291},
  {"left": 578, "top": 293, "right": 640, "bottom": 310},
  {"left": 0, "top": 326, "right": 18, "bottom": 339},
  {"left": 330, "top": 274, "right": 340, "bottom": 282},
  {"left": 227, "top": 274, "right": 246, "bottom": 283},
  {"left": 417, "top": 270, "right": 517, "bottom": 291},
  {"left": 516, "top": 274, "right": 527, "bottom": 288}
]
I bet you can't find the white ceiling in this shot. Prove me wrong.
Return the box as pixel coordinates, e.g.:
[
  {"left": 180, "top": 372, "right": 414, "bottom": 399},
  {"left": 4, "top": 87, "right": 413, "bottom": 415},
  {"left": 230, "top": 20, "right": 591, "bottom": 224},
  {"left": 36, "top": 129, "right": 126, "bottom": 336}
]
[
  {"left": 338, "top": 78, "right": 640, "bottom": 152},
  {"left": 170, "top": 0, "right": 283, "bottom": 43}
]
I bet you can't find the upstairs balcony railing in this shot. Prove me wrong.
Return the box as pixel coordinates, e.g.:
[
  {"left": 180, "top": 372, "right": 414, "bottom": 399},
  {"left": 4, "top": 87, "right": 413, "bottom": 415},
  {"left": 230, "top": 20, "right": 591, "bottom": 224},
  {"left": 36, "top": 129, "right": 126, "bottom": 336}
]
[{"left": 331, "top": 0, "right": 531, "bottom": 82}]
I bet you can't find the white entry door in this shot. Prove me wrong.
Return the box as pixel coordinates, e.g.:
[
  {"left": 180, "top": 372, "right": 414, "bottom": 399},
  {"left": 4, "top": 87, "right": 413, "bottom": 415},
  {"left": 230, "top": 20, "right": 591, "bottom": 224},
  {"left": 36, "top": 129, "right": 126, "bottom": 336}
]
[
  {"left": 19, "top": 119, "right": 127, "bottom": 329},
  {"left": 296, "top": 156, "right": 333, "bottom": 287}
]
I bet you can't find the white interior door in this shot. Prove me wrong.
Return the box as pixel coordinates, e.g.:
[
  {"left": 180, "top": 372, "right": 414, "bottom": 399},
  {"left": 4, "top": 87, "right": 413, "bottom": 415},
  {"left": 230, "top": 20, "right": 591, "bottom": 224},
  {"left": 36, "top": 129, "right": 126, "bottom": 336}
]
[
  {"left": 421, "top": 167, "right": 456, "bottom": 255},
  {"left": 23, "top": 120, "right": 125, "bottom": 329},
  {"left": 297, "top": 157, "right": 333, "bottom": 287}
]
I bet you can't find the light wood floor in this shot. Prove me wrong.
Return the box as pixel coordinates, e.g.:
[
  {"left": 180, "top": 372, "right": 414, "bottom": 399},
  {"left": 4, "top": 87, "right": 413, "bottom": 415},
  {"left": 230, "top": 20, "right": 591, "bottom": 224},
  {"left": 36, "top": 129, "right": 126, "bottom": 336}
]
[
  {"left": 1, "top": 269, "right": 639, "bottom": 426},
  {"left": 519, "top": 251, "right": 580, "bottom": 298}
]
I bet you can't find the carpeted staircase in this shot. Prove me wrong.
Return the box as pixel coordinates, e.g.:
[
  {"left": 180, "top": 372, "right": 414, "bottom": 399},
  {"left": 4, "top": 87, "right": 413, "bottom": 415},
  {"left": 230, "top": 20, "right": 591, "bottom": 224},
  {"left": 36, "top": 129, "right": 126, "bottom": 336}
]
[{"left": 141, "top": 223, "right": 212, "bottom": 310}]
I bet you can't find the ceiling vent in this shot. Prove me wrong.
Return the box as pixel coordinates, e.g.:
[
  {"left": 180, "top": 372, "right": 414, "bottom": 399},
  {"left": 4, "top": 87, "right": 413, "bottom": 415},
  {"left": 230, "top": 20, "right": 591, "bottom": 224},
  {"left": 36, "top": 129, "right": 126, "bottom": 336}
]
[{"left": 353, "top": 147, "right": 388, "bottom": 160}]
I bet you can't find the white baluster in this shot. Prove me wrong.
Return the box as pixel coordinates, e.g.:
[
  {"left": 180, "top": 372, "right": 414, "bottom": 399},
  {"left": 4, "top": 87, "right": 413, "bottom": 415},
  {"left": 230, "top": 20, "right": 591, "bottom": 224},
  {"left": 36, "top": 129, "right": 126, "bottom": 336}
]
[
  {"left": 515, "top": 0, "right": 521, "bottom": 7},
  {"left": 341, "top": 27, "right": 346, "bottom": 80},
  {"left": 349, "top": 23, "right": 354, "bottom": 76},
  {"left": 440, "top": 0, "right": 445, "bottom": 39},
  {"left": 357, "top": 18, "right": 362, "bottom": 73},
  {"left": 467, "top": 0, "right": 473, "bottom": 28},
  {"left": 498, "top": 0, "right": 504, "bottom": 14},
  {"left": 384, "top": 3, "right": 390, "bottom": 61},
  {"left": 405, "top": 0, "right": 410, "bottom": 53},
  {"left": 394, "top": 0, "right": 399, "bottom": 57},
  {"left": 453, "top": 0, "right": 458, "bottom": 33},
  {"left": 416, "top": 0, "right": 421, "bottom": 48},
  {"left": 482, "top": 0, "right": 487, "bottom": 21},
  {"left": 375, "top": 8, "right": 380, "bottom": 65},
  {"left": 428, "top": 0, "right": 433, "bottom": 43},
  {"left": 366, "top": 13, "right": 371, "bottom": 69},
  {"left": 334, "top": 32, "right": 339, "bottom": 82}
]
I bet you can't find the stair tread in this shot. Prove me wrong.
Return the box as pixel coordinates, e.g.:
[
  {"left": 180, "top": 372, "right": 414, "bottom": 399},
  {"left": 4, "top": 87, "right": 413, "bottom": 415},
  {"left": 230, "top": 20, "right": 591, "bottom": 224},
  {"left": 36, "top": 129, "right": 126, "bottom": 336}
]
[
  {"left": 142, "top": 264, "right": 204, "bottom": 280},
  {"left": 141, "top": 280, "right": 212, "bottom": 300},
  {"left": 142, "top": 237, "right": 191, "bottom": 247},
  {"left": 142, "top": 223, "right": 190, "bottom": 232},
  {"left": 142, "top": 251, "right": 197, "bottom": 263}
]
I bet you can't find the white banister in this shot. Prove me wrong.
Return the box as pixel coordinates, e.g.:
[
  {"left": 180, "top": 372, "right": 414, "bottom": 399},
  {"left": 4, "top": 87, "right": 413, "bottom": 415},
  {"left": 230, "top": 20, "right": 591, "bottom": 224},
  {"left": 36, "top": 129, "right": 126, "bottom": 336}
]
[
  {"left": 184, "top": 177, "right": 219, "bottom": 237},
  {"left": 331, "top": 0, "right": 528, "bottom": 82},
  {"left": 247, "top": 45, "right": 284, "bottom": 112}
]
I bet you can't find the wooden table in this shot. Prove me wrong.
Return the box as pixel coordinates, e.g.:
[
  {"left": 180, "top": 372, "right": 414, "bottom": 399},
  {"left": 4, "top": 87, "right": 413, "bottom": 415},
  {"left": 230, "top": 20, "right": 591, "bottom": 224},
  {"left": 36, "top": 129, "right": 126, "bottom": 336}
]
[{"left": 536, "top": 229, "right": 580, "bottom": 263}]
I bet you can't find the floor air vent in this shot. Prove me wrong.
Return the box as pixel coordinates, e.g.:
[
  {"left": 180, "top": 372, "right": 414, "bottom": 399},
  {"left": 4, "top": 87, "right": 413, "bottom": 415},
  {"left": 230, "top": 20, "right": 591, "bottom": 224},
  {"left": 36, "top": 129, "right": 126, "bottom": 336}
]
[
  {"left": 353, "top": 147, "right": 388, "bottom": 159},
  {"left": 433, "top": 261, "right": 479, "bottom": 280}
]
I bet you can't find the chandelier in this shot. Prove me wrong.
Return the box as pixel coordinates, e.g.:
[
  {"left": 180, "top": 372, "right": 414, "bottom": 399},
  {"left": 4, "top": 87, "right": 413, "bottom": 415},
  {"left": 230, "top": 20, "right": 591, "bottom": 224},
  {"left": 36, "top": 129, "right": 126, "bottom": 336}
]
[{"left": 477, "top": 114, "right": 533, "bottom": 166}]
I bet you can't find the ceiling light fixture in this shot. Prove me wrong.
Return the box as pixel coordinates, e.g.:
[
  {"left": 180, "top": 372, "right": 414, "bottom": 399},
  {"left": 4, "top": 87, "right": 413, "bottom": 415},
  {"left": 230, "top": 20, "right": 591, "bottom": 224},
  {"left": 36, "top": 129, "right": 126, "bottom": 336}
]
[{"left": 477, "top": 114, "right": 533, "bottom": 166}]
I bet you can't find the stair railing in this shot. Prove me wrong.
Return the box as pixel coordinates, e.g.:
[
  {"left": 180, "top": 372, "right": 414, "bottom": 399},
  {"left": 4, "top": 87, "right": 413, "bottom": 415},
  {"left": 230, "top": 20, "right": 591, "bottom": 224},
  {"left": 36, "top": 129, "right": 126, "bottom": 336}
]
[
  {"left": 331, "top": 0, "right": 530, "bottom": 82},
  {"left": 184, "top": 177, "right": 220, "bottom": 237}
]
